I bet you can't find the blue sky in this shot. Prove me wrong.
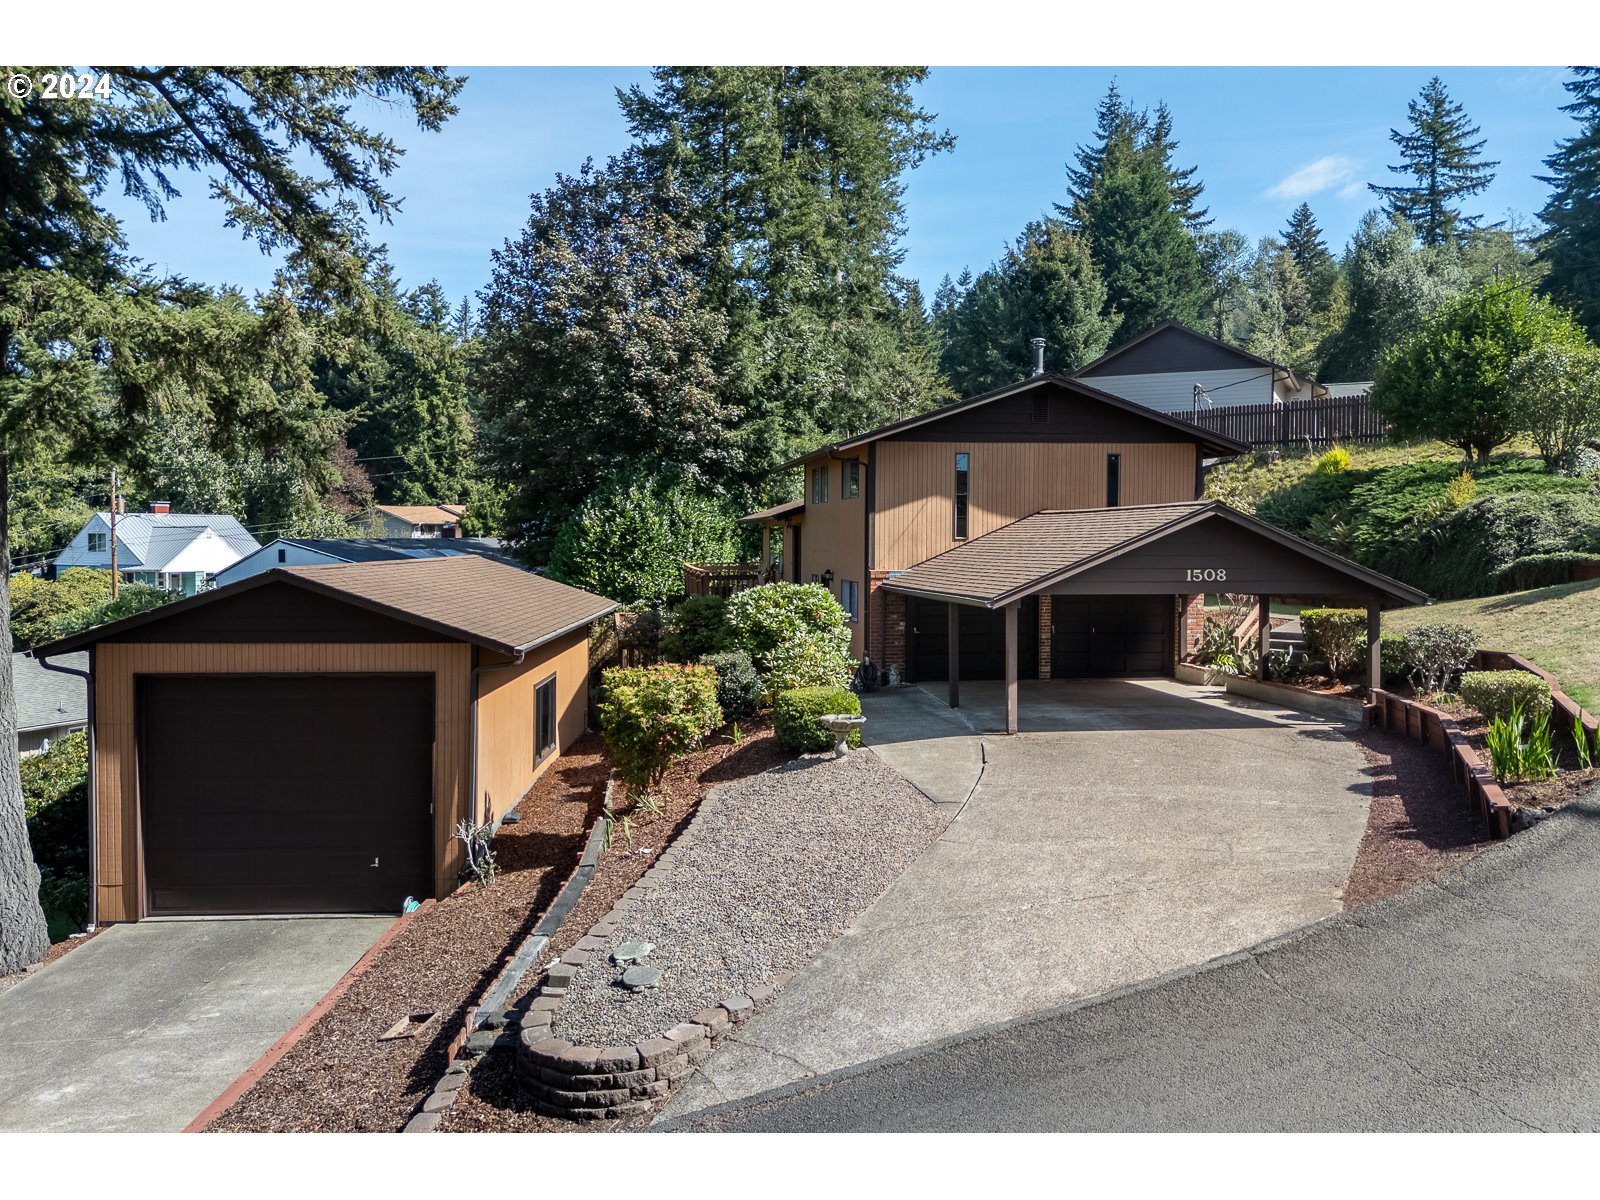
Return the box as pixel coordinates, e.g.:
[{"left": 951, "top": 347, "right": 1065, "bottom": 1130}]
[{"left": 101, "top": 66, "right": 1578, "bottom": 309}]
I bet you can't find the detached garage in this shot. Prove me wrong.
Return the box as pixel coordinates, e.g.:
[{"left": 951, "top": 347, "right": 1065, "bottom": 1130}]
[{"left": 31, "top": 557, "right": 617, "bottom": 923}]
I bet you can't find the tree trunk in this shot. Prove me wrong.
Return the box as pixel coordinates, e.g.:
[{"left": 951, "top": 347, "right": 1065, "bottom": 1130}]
[{"left": 0, "top": 450, "right": 51, "bottom": 974}]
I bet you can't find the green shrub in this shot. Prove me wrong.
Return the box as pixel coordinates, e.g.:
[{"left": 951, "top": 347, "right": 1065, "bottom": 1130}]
[
  {"left": 1443, "top": 469, "right": 1478, "bottom": 511},
  {"left": 700, "top": 649, "right": 761, "bottom": 720},
  {"left": 1404, "top": 622, "right": 1478, "bottom": 693},
  {"left": 1460, "top": 670, "right": 1554, "bottom": 724},
  {"left": 661, "top": 595, "right": 734, "bottom": 662},
  {"left": 773, "top": 686, "right": 862, "bottom": 753},
  {"left": 598, "top": 664, "right": 722, "bottom": 794},
  {"left": 1300, "top": 608, "right": 1366, "bottom": 676},
  {"left": 1369, "top": 632, "right": 1414, "bottom": 687},
  {"left": 44, "top": 583, "right": 171, "bottom": 643},
  {"left": 38, "top": 871, "right": 89, "bottom": 944},
  {"left": 21, "top": 731, "right": 89, "bottom": 878},
  {"left": 546, "top": 470, "right": 742, "bottom": 603},
  {"left": 725, "top": 582, "right": 854, "bottom": 692},
  {"left": 1494, "top": 552, "right": 1600, "bottom": 592},
  {"left": 1485, "top": 703, "right": 1558, "bottom": 784},
  {"left": 1313, "top": 446, "right": 1351, "bottom": 474}
]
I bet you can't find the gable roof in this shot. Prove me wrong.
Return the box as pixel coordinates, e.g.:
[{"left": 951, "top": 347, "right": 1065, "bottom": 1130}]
[
  {"left": 31, "top": 556, "right": 618, "bottom": 659},
  {"left": 881, "top": 500, "right": 1428, "bottom": 609},
  {"left": 777, "top": 373, "right": 1248, "bottom": 470},
  {"left": 1074, "top": 321, "right": 1320, "bottom": 395},
  {"left": 218, "top": 536, "right": 519, "bottom": 579},
  {"left": 62, "top": 511, "right": 260, "bottom": 570},
  {"left": 376, "top": 504, "right": 465, "bottom": 526},
  {"left": 13, "top": 650, "right": 88, "bottom": 733}
]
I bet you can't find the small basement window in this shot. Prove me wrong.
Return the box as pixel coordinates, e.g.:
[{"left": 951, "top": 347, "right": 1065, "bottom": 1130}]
[
  {"left": 534, "top": 674, "right": 557, "bottom": 766},
  {"left": 954, "top": 452, "right": 970, "bottom": 539}
]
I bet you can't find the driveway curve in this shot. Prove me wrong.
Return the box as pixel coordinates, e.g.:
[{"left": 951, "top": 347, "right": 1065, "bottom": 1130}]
[{"left": 658, "top": 678, "right": 1372, "bottom": 1121}]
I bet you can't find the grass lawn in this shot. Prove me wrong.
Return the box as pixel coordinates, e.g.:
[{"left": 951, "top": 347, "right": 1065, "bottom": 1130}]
[{"left": 1385, "top": 578, "right": 1600, "bottom": 712}]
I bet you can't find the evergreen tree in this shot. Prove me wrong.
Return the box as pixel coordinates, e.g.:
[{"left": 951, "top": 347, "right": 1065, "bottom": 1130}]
[
  {"left": 1370, "top": 76, "right": 1499, "bottom": 247},
  {"left": 0, "top": 66, "right": 461, "bottom": 973},
  {"left": 936, "top": 220, "right": 1117, "bottom": 395},
  {"left": 1078, "top": 153, "right": 1208, "bottom": 337},
  {"left": 1243, "top": 238, "right": 1321, "bottom": 374},
  {"left": 1061, "top": 82, "right": 1208, "bottom": 229},
  {"left": 1197, "top": 229, "right": 1252, "bottom": 341},
  {"left": 1536, "top": 67, "right": 1600, "bottom": 337},
  {"left": 1281, "top": 203, "right": 1335, "bottom": 283}
]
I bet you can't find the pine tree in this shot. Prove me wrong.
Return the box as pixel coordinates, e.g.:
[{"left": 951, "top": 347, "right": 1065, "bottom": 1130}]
[
  {"left": 1536, "top": 67, "right": 1600, "bottom": 337},
  {"left": 1061, "top": 83, "right": 1208, "bottom": 230},
  {"left": 1369, "top": 77, "right": 1499, "bottom": 247},
  {"left": 1281, "top": 203, "right": 1335, "bottom": 282},
  {"left": 1145, "top": 102, "right": 1210, "bottom": 230}
]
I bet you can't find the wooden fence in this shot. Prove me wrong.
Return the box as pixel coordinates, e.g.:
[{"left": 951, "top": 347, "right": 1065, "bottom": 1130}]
[
  {"left": 682, "top": 562, "right": 772, "bottom": 598},
  {"left": 1184, "top": 393, "right": 1386, "bottom": 449}
]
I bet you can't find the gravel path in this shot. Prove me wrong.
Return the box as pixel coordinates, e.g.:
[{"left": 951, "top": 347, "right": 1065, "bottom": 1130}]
[{"left": 553, "top": 750, "right": 948, "bottom": 1047}]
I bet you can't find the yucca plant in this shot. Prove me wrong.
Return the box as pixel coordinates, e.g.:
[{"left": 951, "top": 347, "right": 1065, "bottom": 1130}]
[
  {"left": 1523, "top": 709, "right": 1558, "bottom": 781},
  {"left": 1484, "top": 709, "right": 1524, "bottom": 783},
  {"left": 1576, "top": 727, "right": 1595, "bottom": 771}
]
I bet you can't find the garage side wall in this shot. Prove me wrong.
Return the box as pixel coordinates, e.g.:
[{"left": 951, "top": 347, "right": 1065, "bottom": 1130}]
[
  {"left": 93, "top": 641, "right": 473, "bottom": 923},
  {"left": 474, "top": 628, "right": 590, "bottom": 827}
]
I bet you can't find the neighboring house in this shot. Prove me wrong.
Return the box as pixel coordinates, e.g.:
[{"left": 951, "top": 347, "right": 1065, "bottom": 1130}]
[
  {"left": 13, "top": 649, "right": 87, "bottom": 756},
  {"left": 1073, "top": 322, "right": 1326, "bottom": 416},
  {"left": 31, "top": 556, "right": 617, "bottom": 923},
  {"left": 738, "top": 361, "right": 1425, "bottom": 731},
  {"left": 214, "top": 536, "right": 517, "bottom": 588},
  {"left": 374, "top": 504, "right": 466, "bottom": 538},
  {"left": 54, "top": 503, "right": 260, "bottom": 597}
]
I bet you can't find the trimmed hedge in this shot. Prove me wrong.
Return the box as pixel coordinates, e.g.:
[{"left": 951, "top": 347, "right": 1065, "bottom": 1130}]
[
  {"left": 1369, "top": 632, "right": 1414, "bottom": 687},
  {"left": 1460, "top": 670, "right": 1554, "bottom": 723},
  {"left": 1301, "top": 608, "right": 1367, "bottom": 676},
  {"left": 1495, "top": 551, "right": 1600, "bottom": 592},
  {"left": 598, "top": 663, "right": 723, "bottom": 794},
  {"left": 700, "top": 649, "right": 761, "bottom": 720},
  {"left": 773, "top": 686, "right": 862, "bottom": 753}
]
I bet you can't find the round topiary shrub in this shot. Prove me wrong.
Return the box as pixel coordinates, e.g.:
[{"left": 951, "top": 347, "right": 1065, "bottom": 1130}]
[
  {"left": 773, "top": 686, "right": 862, "bottom": 753},
  {"left": 700, "top": 649, "right": 761, "bottom": 720},
  {"left": 1460, "top": 670, "right": 1554, "bottom": 724}
]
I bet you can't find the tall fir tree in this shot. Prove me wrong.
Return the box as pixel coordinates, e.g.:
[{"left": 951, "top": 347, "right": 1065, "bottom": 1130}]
[
  {"left": 1061, "top": 82, "right": 1209, "bottom": 230},
  {"left": 1281, "top": 203, "right": 1335, "bottom": 282},
  {"left": 936, "top": 219, "right": 1117, "bottom": 395},
  {"left": 1369, "top": 76, "right": 1499, "bottom": 247},
  {"left": 1536, "top": 67, "right": 1600, "bottom": 337}
]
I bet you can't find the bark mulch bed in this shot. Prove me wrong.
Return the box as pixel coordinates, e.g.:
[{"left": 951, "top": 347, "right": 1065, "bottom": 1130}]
[
  {"left": 207, "top": 735, "right": 611, "bottom": 1133},
  {"left": 1342, "top": 725, "right": 1490, "bottom": 910},
  {"left": 441, "top": 714, "right": 792, "bottom": 1134},
  {"left": 1425, "top": 697, "right": 1600, "bottom": 815},
  {"left": 0, "top": 928, "right": 101, "bottom": 999}
]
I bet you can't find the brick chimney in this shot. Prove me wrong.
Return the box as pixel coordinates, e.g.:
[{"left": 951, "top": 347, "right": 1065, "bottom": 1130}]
[{"left": 148, "top": 500, "right": 170, "bottom": 514}]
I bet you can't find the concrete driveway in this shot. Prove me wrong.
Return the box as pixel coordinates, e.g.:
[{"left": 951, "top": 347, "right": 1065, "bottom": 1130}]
[
  {"left": 658, "top": 677, "right": 1372, "bottom": 1120},
  {"left": 0, "top": 916, "right": 393, "bottom": 1132}
]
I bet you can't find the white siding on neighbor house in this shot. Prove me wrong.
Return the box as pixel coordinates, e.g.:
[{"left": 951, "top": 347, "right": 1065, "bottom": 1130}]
[
  {"left": 54, "top": 513, "right": 118, "bottom": 570},
  {"left": 212, "top": 541, "right": 348, "bottom": 587},
  {"left": 1089, "top": 367, "right": 1276, "bottom": 415}
]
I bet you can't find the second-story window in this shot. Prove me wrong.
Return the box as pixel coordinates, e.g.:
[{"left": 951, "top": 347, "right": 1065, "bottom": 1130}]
[
  {"left": 842, "top": 459, "right": 860, "bottom": 498},
  {"left": 1107, "top": 453, "right": 1121, "bottom": 507},
  {"left": 954, "top": 451, "right": 970, "bottom": 539},
  {"left": 87, "top": 531, "right": 108, "bottom": 554},
  {"left": 811, "top": 465, "right": 829, "bottom": 504}
]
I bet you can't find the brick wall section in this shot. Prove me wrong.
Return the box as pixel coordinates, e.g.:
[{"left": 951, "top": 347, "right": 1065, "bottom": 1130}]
[
  {"left": 1178, "top": 593, "right": 1208, "bottom": 658},
  {"left": 869, "top": 573, "right": 907, "bottom": 678},
  {"left": 1038, "top": 596, "right": 1053, "bottom": 680}
]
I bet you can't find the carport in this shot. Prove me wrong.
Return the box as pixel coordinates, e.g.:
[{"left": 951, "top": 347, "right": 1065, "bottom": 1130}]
[{"left": 883, "top": 499, "right": 1428, "bottom": 733}]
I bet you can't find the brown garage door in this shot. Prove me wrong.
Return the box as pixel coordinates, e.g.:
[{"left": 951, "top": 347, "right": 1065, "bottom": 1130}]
[{"left": 140, "top": 675, "right": 434, "bottom": 915}]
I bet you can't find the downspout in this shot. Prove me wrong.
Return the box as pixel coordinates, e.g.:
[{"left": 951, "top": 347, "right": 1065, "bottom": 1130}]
[
  {"left": 470, "top": 645, "right": 525, "bottom": 833},
  {"left": 36, "top": 647, "right": 96, "bottom": 931}
]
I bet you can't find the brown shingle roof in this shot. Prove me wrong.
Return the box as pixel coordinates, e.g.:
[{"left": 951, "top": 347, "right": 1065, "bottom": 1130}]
[
  {"left": 739, "top": 498, "right": 805, "bottom": 524},
  {"left": 30, "top": 556, "right": 618, "bottom": 658},
  {"left": 883, "top": 501, "right": 1428, "bottom": 608},
  {"left": 376, "top": 504, "right": 464, "bottom": 525},
  {"left": 279, "top": 557, "right": 617, "bottom": 653}
]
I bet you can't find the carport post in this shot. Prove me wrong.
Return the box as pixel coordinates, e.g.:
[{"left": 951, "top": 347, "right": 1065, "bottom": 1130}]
[
  {"left": 1257, "top": 594, "right": 1272, "bottom": 680},
  {"left": 1367, "top": 600, "right": 1382, "bottom": 692},
  {"left": 1004, "top": 601, "right": 1019, "bottom": 735},
  {"left": 948, "top": 603, "right": 960, "bottom": 709}
]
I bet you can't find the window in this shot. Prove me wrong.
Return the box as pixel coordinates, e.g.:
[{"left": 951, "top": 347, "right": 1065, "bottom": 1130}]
[
  {"left": 954, "top": 452, "right": 970, "bottom": 539},
  {"left": 841, "top": 579, "right": 860, "bottom": 623},
  {"left": 534, "top": 675, "right": 557, "bottom": 766},
  {"left": 87, "top": 531, "right": 108, "bottom": 554},
  {"left": 1107, "top": 453, "right": 1121, "bottom": 508},
  {"left": 842, "top": 460, "right": 860, "bottom": 499},
  {"left": 811, "top": 465, "right": 829, "bottom": 504},
  {"left": 277, "top": 547, "right": 287, "bottom": 563}
]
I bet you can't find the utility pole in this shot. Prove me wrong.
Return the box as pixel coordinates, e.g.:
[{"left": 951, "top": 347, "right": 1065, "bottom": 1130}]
[{"left": 109, "top": 468, "right": 119, "bottom": 600}]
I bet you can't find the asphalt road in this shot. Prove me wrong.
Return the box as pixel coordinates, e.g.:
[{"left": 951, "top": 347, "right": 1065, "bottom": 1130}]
[{"left": 666, "top": 786, "right": 1600, "bottom": 1133}]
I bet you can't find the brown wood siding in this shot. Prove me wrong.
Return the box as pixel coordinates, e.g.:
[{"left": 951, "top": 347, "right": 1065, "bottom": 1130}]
[
  {"left": 872, "top": 441, "right": 1200, "bottom": 571},
  {"left": 474, "top": 629, "right": 590, "bottom": 827},
  {"left": 799, "top": 454, "right": 869, "bottom": 656},
  {"left": 93, "top": 642, "right": 472, "bottom": 923}
]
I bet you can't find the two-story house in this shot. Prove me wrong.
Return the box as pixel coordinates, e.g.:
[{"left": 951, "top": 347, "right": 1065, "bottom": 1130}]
[
  {"left": 54, "top": 504, "right": 261, "bottom": 596},
  {"left": 744, "top": 362, "right": 1424, "bottom": 733}
]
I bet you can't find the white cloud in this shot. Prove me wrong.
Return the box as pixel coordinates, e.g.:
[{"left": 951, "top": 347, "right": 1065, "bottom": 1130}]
[{"left": 1267, "top": 155, "right": 1366, "bottom": 201}]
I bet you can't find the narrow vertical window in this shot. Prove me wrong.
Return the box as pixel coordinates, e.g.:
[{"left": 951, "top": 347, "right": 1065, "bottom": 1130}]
[
  {"left": 842, "top": 460, "right": 860, "bottom": 498},
  {"left": 534, "top": 675, "right": 557, "bottom": 765},
  {"left": 1107, "top": 453, "right": 1121, "bottom": 507},
  {"left": 954, "top": 452, "right": 970, "bottom": 539},
  {"left": 811, "top": 465, "right": 829, "bottom": 503},
  {"left": 842, "top": 580, "right": 860, "bottom": 623}
]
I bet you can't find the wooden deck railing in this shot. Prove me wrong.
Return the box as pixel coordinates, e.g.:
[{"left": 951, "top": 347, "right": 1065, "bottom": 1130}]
[{"left": 682, "top": 562, "right": 774, "bottom": 598}]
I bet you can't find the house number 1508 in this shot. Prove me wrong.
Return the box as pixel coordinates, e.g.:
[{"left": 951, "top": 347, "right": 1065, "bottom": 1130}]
[{"left": 1186, "top": 568, "right": 1227, "bottom": 582}]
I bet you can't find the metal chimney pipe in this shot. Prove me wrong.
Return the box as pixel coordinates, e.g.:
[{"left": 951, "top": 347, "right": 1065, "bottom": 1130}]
[{"left": 1030, "top": 338, "right": 1046, "bottom": 376}]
